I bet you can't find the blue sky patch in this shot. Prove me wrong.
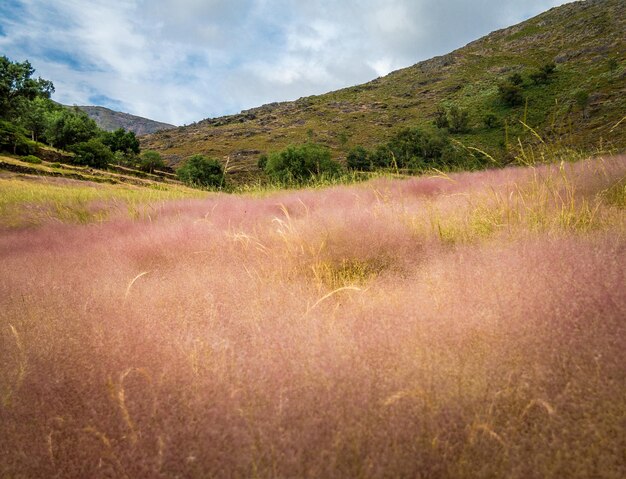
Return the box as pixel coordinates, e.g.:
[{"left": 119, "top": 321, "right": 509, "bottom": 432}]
[
  {"left": 0, "top": 0, "right": 25, "bottom": 19},
  {"left": 88, "top": 94, "right": 124, "bottom": 111},
  {"left": 41, "top": 49, "right": 87, "bottom": 71}
]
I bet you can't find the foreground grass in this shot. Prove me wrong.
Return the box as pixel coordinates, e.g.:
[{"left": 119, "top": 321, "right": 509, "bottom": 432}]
[{"left": 0, "top": 156, "right": 625, "bottom": 478}]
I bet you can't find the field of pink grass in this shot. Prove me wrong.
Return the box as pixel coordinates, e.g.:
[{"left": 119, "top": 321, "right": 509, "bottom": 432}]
[{"left": 1, "top": 157, "right": 625, "bottom": 478}]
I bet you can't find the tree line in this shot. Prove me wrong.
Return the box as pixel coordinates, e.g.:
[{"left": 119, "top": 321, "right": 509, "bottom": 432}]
[{"left": 0, "top": 56, "right": 170, "bottom": 173}]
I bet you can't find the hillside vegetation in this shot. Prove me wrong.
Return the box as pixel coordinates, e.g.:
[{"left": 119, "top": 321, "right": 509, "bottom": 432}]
[
  {"left": 1, "top": 57, "right": 215, "bottom": 189},
  {"left": 141, "top": 0, "right": 626, "bottom": 179}
]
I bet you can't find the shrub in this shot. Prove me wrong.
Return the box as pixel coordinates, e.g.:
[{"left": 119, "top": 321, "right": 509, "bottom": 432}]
[
  {"left": 370, "top": 145, "right": 394, "bottom": 169},
  {"left": 69, "top": 139, "right": 113, "bottom": 168},
  {"left": 265, "top": 143, "right": 341, "bottom": 184},
  {"left": 530, "top": 62, "right": 556, "bottom": 84},
  {"left": 433, "top": 106, "right": 449, "bottom": 129},
  {"left": 573, "top": 89, "right": 590, "bottom": 118},
  {"left": 508, "top": 72, "right": 524, "bottom": 85},
  {"left": 448, "top": 105, "right": 470, "bottom": 133},
  {"left": 22, "top": 154, "right": 42, "bottom": 164},
  {"left": 498, "top": 81, "right": 524, "bottom": 107},
  {"left": 257, "top": 154, "right": 268, "bottom": 170},
  {"left": 382, "top": 127, "right": 475, "bottom": 172},
  {"left": 177, "top": 154, "right": 225, "bottom": 188},
  {"left": 483, "top": 113, "right": 500, "bottom": 129},
  {"left": 346, "top": 146, "right": 371, "bottom": 171}
]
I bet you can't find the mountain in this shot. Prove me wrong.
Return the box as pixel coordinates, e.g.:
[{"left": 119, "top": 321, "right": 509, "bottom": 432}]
[
  {"left": 141, "top": 0, "right": 625, "bottom": 176},
  {"left": 75, "top": 105, "right": 176, "bottom": 136}
]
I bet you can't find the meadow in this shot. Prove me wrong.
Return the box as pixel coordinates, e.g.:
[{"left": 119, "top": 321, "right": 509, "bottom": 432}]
[{"left": 1, "top": 156, "right": 625, "bottom": 478}]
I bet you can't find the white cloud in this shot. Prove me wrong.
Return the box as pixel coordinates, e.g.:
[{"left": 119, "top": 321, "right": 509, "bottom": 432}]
[
  {"left": 367, "top": 58, "right": 397, "bottom": 78},
  {"left": 0, "top": 0, "right": 570, "bottom": 125}
]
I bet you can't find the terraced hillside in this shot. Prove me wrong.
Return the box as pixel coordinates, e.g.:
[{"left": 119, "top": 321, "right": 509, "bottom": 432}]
[{"left": 141, "top": 0, "right": 626, "bottom": 176}]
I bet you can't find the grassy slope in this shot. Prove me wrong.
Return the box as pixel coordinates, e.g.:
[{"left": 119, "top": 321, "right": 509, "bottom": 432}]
[
  {"left": 141, "top": 0, "right": 626, "bottom": 176},
  {"left": 0, "top": 155, "right": 208, "bottom": 228},
  {"left": 1, "top": 155, "right": 625, "bottom": 477}
]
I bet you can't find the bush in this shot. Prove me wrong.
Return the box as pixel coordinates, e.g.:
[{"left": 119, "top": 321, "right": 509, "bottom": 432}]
[
  {"left": 177, "top": 154, "right": 225, "bottom": 188},
  {"left": 483, "top": 113, "right": 500, "bottom": 129},
  {"left": 573, "top": 89, "right": 590, "bottom": 118},
  {"left": 529, "top": 62, "right": 556, "bottom": 85},
  {"left": 22, "top": 154, "right": 42, "bottom": 164},
  {"left": 346, "top": 146, "right": 371, "bottom": 171},
  {"left": 433, "top": 106, "right": 449, "bottom": 129},
  {"left": 498, "top": 82, "right": 524, "bottom": 107},
  {"left": 13, "top": 136, "right": 36, "bottom": 156},
  {"left": 378, "top": 127, "right": 474, "bottom": 172},
  {"left": 448, "top": 105, "right": 470, "bottom": 133},
  {"left": 265, "top": 143, "right": 341, "bottom": 184},
  {"left": 508, "top": 72, "right": 524, "bottom": 86},
  {"left": 69, "top": 139, "right": 113, "bottom": 168},
  {"left": 370, "top": 145, "right": 394, "bottom": 169},
  {"left": 257, "top": 154, "right": 268, "bottom": 170}
]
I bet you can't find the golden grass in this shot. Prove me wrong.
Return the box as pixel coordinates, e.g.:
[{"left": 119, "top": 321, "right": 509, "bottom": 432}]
[{"left": 0, "top": 176, "right": 207, "bottom": 227}]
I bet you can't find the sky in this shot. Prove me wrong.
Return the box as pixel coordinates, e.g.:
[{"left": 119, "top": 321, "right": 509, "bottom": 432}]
[{"left": 0, "top": 0, "right": 571, "bottom": 125}]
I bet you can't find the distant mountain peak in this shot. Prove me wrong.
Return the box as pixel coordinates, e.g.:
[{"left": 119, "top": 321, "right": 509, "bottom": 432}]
[{"left": 74, "top": 105, "right": 176, "bottom": 136}]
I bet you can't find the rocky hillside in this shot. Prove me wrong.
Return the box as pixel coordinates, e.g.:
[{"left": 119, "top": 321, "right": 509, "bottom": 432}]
[
  {"left": 76, "top": 105, "right": 176, "bottom": 135},
  {"left": 141, "top": 0, "right": 625, "bottom": 176}
]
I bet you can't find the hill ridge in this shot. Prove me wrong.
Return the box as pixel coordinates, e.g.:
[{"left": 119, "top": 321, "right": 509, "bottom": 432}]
[
  {"left": 141, "top": 0, "right": 625, "bottom": 177},
  {"left": 74, "top": 105, "right": 176, "bottom": 136}
]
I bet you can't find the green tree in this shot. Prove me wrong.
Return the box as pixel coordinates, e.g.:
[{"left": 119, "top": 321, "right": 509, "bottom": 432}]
[
  {"left": 0, "top": 56, "right": 54, "bottom": 120},
  {"left": 0, "top": 119, "right": 35, "bottom": 155},
  {"left": 101, "top": 128, "right": 140, "bottom": 155},
  {"left": 17, "top": 96, "right": 58, "bottom": 142},
  {"left": 69, "top": 139, "right": 113, "bottom": 168},
  {"left": 45, "top": 107, "right": 99, "bottom": 149},
  {"left": 177, "top": 154, "right": 225, "bottom": 188},
  {"left": 265, "top": 143, "right": 341, "bottom": 184},
  {"left": 346, "top": 146, "right": 371, "bottom": 171},
  {"left": 139, "top": 150, "right": 165, "bottom": 173}
]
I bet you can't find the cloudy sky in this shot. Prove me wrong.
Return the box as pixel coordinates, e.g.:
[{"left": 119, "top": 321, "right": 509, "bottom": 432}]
[{"left": 0, "top": 0, "right": 570, "bottom": 125}]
